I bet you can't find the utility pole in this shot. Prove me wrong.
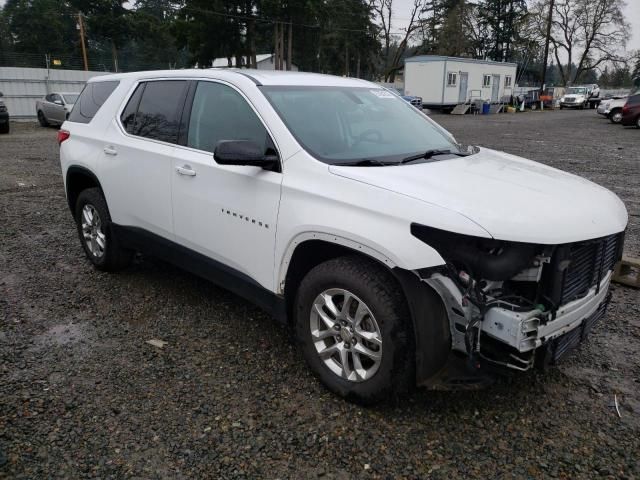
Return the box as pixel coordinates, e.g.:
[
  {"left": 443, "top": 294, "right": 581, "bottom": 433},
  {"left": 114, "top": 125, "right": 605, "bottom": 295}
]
[
  {"left": 77, "top": 12, "right": 89, "bottom": 71},
  {"left": 287, "top": 21, "right": 292, "bottom": 71},
  {"left": 540, "top": 0, "right": 555, "bottom": 93}
]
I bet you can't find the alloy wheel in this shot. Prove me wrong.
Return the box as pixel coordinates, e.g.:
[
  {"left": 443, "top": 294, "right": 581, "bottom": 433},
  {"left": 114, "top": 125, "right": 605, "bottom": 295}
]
[
  {"left": 81, "top": 204, "right": 106, "bottom": 258},
  {"left": 309, "top": 288, "right": 382, "bottom": 382}
]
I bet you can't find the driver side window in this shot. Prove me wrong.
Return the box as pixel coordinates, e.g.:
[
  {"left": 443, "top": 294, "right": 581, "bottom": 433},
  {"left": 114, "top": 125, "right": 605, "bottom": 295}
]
[{"left": 187, "top": 81, "right": 269, "bottom": 153}]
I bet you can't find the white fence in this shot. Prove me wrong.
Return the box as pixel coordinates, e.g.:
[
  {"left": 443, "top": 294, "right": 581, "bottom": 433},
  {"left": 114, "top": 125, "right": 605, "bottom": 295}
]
[{"left": 0, "top": 67, "right": 109, "bottom": 119}]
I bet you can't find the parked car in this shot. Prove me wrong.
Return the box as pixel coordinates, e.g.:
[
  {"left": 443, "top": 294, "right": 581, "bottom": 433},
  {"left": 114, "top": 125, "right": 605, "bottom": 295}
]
[
  {"left": 59, "top": 71, "right": 627, "bottom": 403},
  {"left": 621, "top": 93, "right": 640, "bottom": 128},
  {"left": 0, "top": 91, "right": 9, "bottom": 134},
  {"left": 605, "top": 97, "right": 629, "bottom": 124},
  {"left": 560, "top": 85, "right": 600, "bottom": 109},
  {"left": 383, "top": 86, "right": 423, "bottom": 109},
  {"left": 36, "top": 92, "right": 79, "bottom": 126}
]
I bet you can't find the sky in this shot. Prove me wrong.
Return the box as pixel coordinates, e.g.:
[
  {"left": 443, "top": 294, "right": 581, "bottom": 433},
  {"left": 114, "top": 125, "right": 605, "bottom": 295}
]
[{"left": 392, "top": 0, "right": 640, "bottom": 52}]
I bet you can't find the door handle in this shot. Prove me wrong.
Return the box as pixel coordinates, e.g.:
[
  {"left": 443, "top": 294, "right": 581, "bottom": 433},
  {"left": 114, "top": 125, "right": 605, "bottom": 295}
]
[
  {"left": 175, "top": 165, "right": 196, "bottom": 177},
  {"left": 103, "top": 146, "right": 118, "bottom": 156}
]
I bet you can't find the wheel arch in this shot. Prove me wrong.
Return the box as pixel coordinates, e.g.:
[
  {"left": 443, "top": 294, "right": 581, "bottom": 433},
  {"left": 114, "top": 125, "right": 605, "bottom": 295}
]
[
  {"left": 65, "top": 166, "right": 104, "bottom": 215},
  {"left": 281, "top": 235, "right": 451, "bottom": 385}
]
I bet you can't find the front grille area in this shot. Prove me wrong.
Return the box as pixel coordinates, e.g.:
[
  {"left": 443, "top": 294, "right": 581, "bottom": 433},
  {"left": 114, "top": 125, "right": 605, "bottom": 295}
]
[
  {"left": 551, "top": 298, "right": 609, "bottom": 363},
  {"left": 560, "top": 233, "right": 623, "bottom": 304},
  {"left": 565, "top": 98, "right": 575, "bottom": 103}
]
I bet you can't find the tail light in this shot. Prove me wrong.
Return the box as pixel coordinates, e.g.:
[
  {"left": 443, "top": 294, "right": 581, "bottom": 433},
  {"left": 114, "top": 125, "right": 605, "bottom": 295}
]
[{"left": 57, "top": 129, "right": 70, "bottom": 145}]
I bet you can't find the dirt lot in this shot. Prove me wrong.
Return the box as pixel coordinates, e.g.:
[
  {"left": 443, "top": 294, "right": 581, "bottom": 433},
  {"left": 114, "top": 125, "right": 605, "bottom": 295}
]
[{"left": 1, "top": 110, "right": 639, "bottom": 479}]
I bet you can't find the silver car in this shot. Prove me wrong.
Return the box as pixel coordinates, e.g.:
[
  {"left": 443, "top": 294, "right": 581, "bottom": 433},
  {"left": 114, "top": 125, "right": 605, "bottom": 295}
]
[{"left": 36, "top": 92, "right": 79, "bottom": 126}]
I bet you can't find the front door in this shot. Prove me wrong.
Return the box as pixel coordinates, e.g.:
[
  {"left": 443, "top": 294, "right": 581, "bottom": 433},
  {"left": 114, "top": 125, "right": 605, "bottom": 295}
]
[
  {"left": 171, "top": 80, "right": 283, "bottom": 290},
  {"left": 458, "top": 72, "right": 468, "bottom": 103},
  {"left": 491, "top": 75, "right": 500, "bottom": 102}
]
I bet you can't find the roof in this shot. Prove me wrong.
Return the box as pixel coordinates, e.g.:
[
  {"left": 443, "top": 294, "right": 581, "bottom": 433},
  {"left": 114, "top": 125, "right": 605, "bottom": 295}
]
[
  {"left": 88, "top": 69, "right": 374, "bottom": 88},
  {"left": 211, "top": 53, "right": 275, "bottom": 68},
  {"left": 405, "top": 55, "right": 517, "bottom": 68}
]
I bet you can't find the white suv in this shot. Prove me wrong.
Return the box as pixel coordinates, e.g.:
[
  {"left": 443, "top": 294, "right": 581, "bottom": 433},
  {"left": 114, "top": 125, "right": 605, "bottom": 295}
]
[{"left": 59, "top": 70, "right": 627, "bottom": 403}]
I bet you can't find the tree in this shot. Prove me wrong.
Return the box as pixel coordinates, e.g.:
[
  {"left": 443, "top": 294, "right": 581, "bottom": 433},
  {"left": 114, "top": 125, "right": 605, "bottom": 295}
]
[
  {"left": 477, "top": 0, "right": 528, "bottom": 62},
  {"left": 543, "top": 0, "right": 628, "bottom": 85},
  {"left": 373, "top": 0, "right": 426, "bottom": 81}
]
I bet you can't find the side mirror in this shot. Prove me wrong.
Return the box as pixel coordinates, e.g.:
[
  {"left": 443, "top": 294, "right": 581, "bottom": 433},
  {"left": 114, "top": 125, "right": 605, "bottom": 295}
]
[{"left": 214, "top": 140, "right": 278, "bottom": 169}]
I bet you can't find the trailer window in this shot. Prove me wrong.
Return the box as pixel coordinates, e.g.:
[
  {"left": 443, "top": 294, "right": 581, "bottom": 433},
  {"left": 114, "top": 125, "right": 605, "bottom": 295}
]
[
  {"left": 447, "top": 72, "right": 457, "bottom": 87},
  {"left": 483, "top": 75, "right": 491, "bottom": 87},
  {"left": 505, "top": 76, "right": 512, "bottom": 87}
]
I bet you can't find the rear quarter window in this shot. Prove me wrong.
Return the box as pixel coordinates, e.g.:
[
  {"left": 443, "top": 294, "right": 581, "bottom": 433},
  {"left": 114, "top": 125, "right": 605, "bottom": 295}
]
[{"left": 67, "top": 81, "right": 119, "bottom": 124}]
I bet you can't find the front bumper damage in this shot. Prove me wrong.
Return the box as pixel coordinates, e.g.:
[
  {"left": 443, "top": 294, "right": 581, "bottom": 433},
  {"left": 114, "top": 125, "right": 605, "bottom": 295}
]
[{"left": 424, "top": 270, "right": 612, "bottom": 375}]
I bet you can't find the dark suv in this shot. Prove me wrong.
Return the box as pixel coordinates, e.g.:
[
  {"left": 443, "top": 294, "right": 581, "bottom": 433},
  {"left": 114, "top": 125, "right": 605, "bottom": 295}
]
[
  {"left": 621, "top": 93, "right": 640, "bottom": 128},
  {"left": 0, "top": 92, "right": 9, "bottom": 134}
]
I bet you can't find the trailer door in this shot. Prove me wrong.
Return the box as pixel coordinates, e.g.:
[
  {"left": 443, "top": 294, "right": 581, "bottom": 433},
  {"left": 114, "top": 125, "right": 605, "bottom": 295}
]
[
  {"left": 458, "top": 72, "right": 468, "bottom": 103},
  {"left": 491, "top": 75, "right": 500, "bottom": 102}
]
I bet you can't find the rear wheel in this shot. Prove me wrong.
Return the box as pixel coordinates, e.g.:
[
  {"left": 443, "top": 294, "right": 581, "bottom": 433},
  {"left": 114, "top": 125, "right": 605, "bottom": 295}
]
[
  {"left": 610, "top": 110, "right": 623, "bottom": 124},
  {"left": 0, "top": 122, "right": 8, "bottom": 134},
  {"left": 74, "top": 188, "right": 132, "bottom": 271},
  {"left": 295, "top": 256, "right": 414, "bottom": 404},
  {"left": 636, "top": 116, "right": 640, "bottom": 129},
  {"left": 37, "top": 110, "right": 49, "bottom": 127}
]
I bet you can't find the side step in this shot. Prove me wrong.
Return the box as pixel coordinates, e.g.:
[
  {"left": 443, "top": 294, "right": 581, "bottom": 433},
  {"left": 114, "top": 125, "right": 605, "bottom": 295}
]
[{"left": 450, "top": 103, "right": 470, "bottom": 115}]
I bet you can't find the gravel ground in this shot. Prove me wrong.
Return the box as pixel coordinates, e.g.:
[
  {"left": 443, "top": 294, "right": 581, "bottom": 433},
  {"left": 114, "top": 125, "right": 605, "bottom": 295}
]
[{"left": 1, "top": 110, "right": 639, "bottom": 479}]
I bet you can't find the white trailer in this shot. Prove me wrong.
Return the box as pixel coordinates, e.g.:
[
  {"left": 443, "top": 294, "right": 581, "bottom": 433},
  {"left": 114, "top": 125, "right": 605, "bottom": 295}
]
[{"left": 404, "top": 55, "right": 517, "bottom": 109}]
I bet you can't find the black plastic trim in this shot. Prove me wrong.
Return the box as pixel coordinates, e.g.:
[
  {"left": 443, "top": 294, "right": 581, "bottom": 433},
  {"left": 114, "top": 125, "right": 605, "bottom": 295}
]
[
  {"left": 112, "top": 224, "right": 287, "bottom": 322},
  {"left": 65, "top": 166, "right": 102, "bottom": 213},
  {"left": 391, "top": 267, "right": 452, "bottom": 384}
]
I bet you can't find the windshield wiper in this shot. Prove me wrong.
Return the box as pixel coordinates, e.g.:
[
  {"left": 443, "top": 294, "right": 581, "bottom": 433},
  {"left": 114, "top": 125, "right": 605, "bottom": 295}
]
[
  {"left": 333, "top": 158, "right": 394, "bottom": 167},
  {"left": 399, "top": 149, "right": 470, "bottom": 165}
]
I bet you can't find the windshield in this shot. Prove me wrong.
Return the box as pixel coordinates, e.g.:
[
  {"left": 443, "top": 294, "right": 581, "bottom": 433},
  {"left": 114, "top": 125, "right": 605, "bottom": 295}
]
[
  {"left": 567, "top": 87, "right": 587, "bottom": 95},
  {"left": 261, "top": 86, "right": 460, "bottom": 164},
  {"left": 62, "top": 94, "right": 79, "bottom": 104}
]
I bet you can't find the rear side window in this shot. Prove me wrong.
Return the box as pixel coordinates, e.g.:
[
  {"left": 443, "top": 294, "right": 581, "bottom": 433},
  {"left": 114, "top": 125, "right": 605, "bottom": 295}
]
[
  {"left": 121, "top": 80, "right": 187, "bottom": 144},
  {"left": 628, "top": 94, "right": 640, "bottom": 106},
  {"left": 68, "top": 81, "right": 119, "bottom": 124},
  {"left": 187, "top": 81, "right": 268, "bottom": 153}
]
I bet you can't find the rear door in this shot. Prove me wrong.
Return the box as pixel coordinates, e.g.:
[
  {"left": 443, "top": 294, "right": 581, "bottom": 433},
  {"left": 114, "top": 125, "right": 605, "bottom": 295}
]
[
  {"left": 99, "top": 79, "right": 189, "bottom": 240},
  {"left": 171, "top": 80, "right": 283, "bottom": 289}
]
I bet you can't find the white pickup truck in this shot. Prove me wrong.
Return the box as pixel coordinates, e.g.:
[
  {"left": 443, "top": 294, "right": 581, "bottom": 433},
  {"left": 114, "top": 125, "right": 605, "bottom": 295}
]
[
  {"left": 36, "top": 92, "right": 79, "bottom": 126},
  {"left": 560, "top": 85, "right": 601, "bottom": 110}
]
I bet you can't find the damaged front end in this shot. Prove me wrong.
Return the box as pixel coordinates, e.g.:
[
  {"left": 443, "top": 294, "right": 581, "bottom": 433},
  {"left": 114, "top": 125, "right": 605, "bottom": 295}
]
[{"left": 411, "top": 224, "right": 624, "bottom": 381}]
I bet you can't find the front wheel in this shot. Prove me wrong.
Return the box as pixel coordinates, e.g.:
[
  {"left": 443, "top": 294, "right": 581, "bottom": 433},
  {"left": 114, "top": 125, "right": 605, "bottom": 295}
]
[
  {"left": 295, "top": 256, "right": 414, "bottom": 404},
  {"left": 0, "top": 122, "right": 8, "bottom": 134},
  {"left": 74, "top": 188, "right": 132, "bottom": 271},
  {"left": 610, "top": 110, "right": 623, "bottom": 124}
]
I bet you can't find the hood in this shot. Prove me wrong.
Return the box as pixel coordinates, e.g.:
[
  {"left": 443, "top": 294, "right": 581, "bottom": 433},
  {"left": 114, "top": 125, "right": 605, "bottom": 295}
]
[{"left": 328, "top": 148, "right": 628, "bottom": 245}]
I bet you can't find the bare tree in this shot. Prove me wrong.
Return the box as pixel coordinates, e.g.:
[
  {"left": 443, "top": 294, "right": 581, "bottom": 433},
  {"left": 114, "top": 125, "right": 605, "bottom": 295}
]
[
  {"left": 373, "top": 0, "right": 426, "bottom": 82},
  {"left": 543, "top": 0, "right": 628, "bottom": 85}
]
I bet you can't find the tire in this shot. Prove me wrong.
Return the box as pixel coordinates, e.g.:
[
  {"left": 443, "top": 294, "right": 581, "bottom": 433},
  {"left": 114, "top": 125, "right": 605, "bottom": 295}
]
[
  {"left": 0, "top": 122, "right": 8, "bottom": 134},
  {"left": 294, "top": 256, "right": 414, "bottom": 404},
  {"left": 610, "top": 110, "right": 623, "bottom": 124},
  {"left": 74, "top": 188, "right": 132, "bottom": 271},
  {"left": 559, "top": 105, "right": 564, "bottom": 110},
  {"left": 636, "top": 116, "right": 640, "bottom": 129},
  {"left": 37, "top": 110, "right": 49, "bottom": 127}
]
